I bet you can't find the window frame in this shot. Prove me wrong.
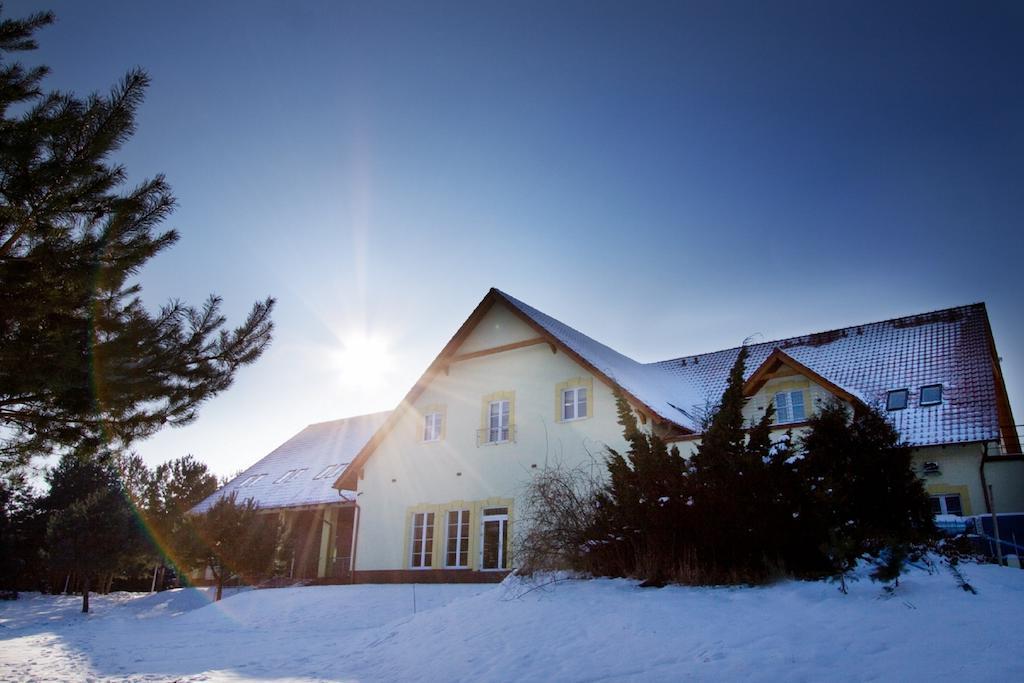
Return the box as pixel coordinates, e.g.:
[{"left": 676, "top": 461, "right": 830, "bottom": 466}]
[
  {"left": 273, "top": 468, "right": 306, "bottom": 484},
  {"left": 561, "top": 386, "right": 589, "bottom": 422},
  {"left": 930, "top": 494, "right": 962, "bottom": 516},
  {"left": 479, "top": 506, "right": 510, "bottom": 571},
  {"left": 886, "top": 389, "right": 909, "bottom": 411},
  {"left": 312, "top": 464, "right": 341, "bottom": 480},
  {"left": 238, "top": 473, "right": 266, "bottom": 488},
  {"left": 445, "top": 509, "right": 471, "bottom": 568},
  {"left": 487, "top": 399, "right": 511, "bottom": 444},
  {"left": 423, "top": 412, "right": 443, "bottom": 442},
  {"left": 920, "top": 384, "right": 943, "bottom": 406},
  {"left": 409, "top": 511, "right": 435, "bottom": 569},
  {"left": 773, "top": 390, "right": 807, "bottom": 424}
]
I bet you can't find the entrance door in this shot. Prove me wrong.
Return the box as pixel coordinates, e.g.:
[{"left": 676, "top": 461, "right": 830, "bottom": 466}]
[{"left": 480, "top": 507, "right": 509, "bottom": 570}]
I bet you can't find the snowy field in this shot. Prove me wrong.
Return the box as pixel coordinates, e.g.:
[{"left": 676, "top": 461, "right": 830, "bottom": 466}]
[{"left": 2, "top": 560, "right": 1023, "bottom": 682}]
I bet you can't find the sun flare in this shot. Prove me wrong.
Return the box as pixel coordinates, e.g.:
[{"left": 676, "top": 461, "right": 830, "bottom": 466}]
[{"left": 331, "top": 331, "right": 396, "bottom": 390}]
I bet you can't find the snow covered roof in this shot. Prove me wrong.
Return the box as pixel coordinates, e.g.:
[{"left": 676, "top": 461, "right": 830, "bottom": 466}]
[
  {"left": 192, "top": 411, "right": 390, "bottom": 513},
  {"left": 499, "top": 292, "right": 1005, "bottom": 447},
  {"left": 337, "top": 292, "right": 1010, "bottom": 490},
  {"left": 497, "top": 290, "right": 703, "bottom": 426},
  {"left": 650, "top": 304, "right": 1002, "bottom": 446}
]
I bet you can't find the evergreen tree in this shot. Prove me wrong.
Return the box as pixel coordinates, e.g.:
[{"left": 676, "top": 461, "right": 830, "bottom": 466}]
[
  {"left": 0, "top": 7, "right": 275, "bottom": 471},
  {"left": 799, "top": 400, "right": 936, "bottom": 581},
  {"left": 592, "top": 394, "right": 689, "bottom": 581},
  {"left": 144, "top": 454, "right": 217, "bottom": 586},
  {"left": 0, "top": 472, "right": 40, "bottom": 593},
  {"left": 44, "top": 454, "right": 144, "bottom": 612},
  {"left": 185, "top": 492, "right": 281, "bottom": 601},
  {"left": 688, "top": 346, "right": 787, "bottom": 581}
]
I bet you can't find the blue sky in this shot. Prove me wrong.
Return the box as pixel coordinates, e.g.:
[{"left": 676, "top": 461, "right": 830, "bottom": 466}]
[{"left": 11, "top": 1, "right": 1023, "bottom": 475}]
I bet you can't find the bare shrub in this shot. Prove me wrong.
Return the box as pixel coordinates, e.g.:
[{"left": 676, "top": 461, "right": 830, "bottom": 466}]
[{"left": 514, "top": 462, "right": 603, "bottom": 575}]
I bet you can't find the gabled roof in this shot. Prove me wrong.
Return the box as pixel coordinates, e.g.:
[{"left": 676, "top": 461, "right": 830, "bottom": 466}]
[
  {"left": 192, "top": 411, "right": 390, "bottom": 513},
  {"left": 335, "top": 288, "right": 702, "bottom": 489},
  {"left": 497, "top": 291, "right": 704, "bottom": 426},
  {"left": 652, "top": 303, "right": 1008, "bottom": 447},
  {"left": 742, "top": 348, "right": 863, "bottom": 406},
  {"left": 335, "top": 292, "right": 1012, "bottom": 490}
]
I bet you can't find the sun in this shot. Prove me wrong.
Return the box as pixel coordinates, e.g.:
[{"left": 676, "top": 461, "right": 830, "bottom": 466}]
[{"left": 331, "top": 331, "right": 396, "bottom": 390}]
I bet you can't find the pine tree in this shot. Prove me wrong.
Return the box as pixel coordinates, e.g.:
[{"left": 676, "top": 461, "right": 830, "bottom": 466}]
[
  {"left": 143, "top": 454, "right": 217, "bottom": 587},
  {"left": 0, "top": 7, "right": 275, "bottom": 471},
  {"left": 44, "top": 454, "right": 144, "bottom": 612},
  {"left": 185, "top": 492, "right": 282, "bottom": 601}
]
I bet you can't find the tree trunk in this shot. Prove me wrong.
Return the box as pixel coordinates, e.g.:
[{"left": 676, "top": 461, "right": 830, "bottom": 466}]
[
  {"left": 215, "top": 573, "right": 223, "bottom": 602},
  {"left": 81, "top": 577, "right": 90, "bottom": 613}
]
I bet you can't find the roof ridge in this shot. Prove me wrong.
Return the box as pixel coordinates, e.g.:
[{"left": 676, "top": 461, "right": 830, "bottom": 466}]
[
  {"left": 306, "top": 410, "right": 391, "bottom": 428},
  {"left": 649, "top": 302, "right": 985, "bottom": 366}
]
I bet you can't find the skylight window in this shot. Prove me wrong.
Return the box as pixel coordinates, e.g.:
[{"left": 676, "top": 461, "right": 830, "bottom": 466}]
[
  {"left": 920, "top": 384, "right": 943, "bottom": 406},
  {"left": 313, "top": 464, "right": 342, "bottom": 480},
  {"left": 886, "top": 389, "right": 908, "bottom": 411},
  {"left": 238, "top": 474, "right": 266, "bottom": 488},
  {"left": 273, "top": 468, "right": 307, "bottom": 484}
]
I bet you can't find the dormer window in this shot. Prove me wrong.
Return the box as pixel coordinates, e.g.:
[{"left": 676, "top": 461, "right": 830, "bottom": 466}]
[
  {"left": 886, "top": 389, "right": 909, "bottom": 411},
  {"left": 920, "top": 384, "right": 943, "bottom": 406},
  {"left": 774, "top": 390, "right": 806, "bottom": 424}
]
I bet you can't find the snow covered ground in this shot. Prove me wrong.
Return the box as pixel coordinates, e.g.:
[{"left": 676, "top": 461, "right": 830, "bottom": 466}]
[{"left": 2, "top": 560, "right": 1023, "bottom": 682}]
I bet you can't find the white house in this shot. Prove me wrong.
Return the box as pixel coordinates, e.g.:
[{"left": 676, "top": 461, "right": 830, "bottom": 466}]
[{"left": 334, "top": 289, "right": 1021, "bottom": 582}]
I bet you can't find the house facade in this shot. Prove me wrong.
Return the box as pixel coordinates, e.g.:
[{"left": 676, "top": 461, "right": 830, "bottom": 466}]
[
  {"left": 335, "top": 289, "right": 1022, "bottom": 582},
  {"left": 192, "top": 411, "right": 389, "bottom": 581}
]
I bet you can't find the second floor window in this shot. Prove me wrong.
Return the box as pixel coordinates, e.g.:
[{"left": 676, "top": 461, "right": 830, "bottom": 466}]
[
  {"left": 562, "top": 386, "right": 588, "bottom": 421},
  {"left": 774, "top": 390, "right": 806, "bottom": 424},
  {"left": 423, "top": 412, "right": 443, "bottom": 442},
  {"left": 488, "top": 399, "right": 510, "bottom": 443}
]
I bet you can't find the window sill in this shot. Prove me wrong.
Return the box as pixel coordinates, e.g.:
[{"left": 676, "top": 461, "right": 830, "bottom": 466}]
[{"left": 559, "top": 415, "right": 591, "bottom": 424}]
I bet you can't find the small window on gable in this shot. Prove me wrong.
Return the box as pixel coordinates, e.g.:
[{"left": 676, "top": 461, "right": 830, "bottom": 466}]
[
  {"left": 562, "top": 386, "right": 588, "bottom": 421},
  {"left": 423, "top": 412, "right": 443, "bottom": 442},
  {"left": 886, "top": 389, "right": 908, "bottom": 411},
  {"left": 774, "top": 390, "right": 806, "bottom": 424},
  {"left": 920, "top": 384, "right": 942, "bottom": 406}
]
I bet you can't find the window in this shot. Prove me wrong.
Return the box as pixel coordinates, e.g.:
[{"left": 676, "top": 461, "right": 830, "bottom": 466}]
[
  {"left": 930, "top": 494, "right": 962, "bottom": 516},
  {"left": 409, "top": 512, "right": 435, "bottom": 568},
  {"left": 773, "top": 390, "right": 806, "bottom": 424},
  {"left": 562, "top": 386, "right": 588, "bottom": 421},
  {"left": 886, "top": 389, "right": 908, "bottom": 411},
  {"left": 273, "top": 468, "right": 306, "bottom": 484},
  {"left": 238, "top": 474, "right": 266, "bottom": 488},
  {"left": 313, "top": 464, "right": 342, "bottom": 480},
  {"left": 423, "top": 412, "right": 443, "bottom": 442},
  {"left": 446, "top": 510, "right": 470, "bottom": 568},
  {"left": 488, "top": 400, "right": 511, "bottom": 443},
  {"left": 920, "top": 384, "right": 943, "bottom": 406},
  {"left": 480, "top": 507, "right": 509, "bottom": 570}
]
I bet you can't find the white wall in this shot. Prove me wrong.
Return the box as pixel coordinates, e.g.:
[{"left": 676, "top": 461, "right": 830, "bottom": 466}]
[{"left": 354, "top": 302, "right": 630, "bottom": 571}]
